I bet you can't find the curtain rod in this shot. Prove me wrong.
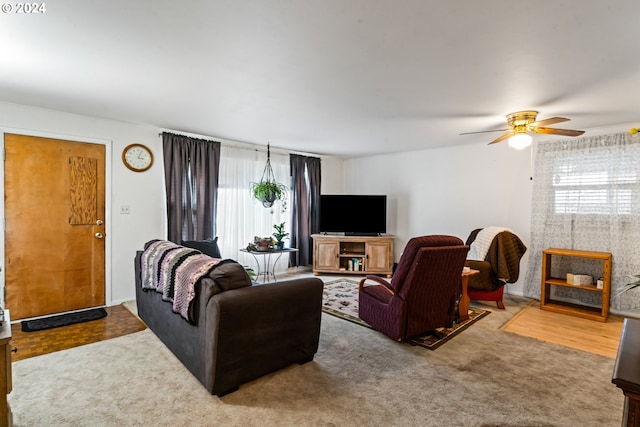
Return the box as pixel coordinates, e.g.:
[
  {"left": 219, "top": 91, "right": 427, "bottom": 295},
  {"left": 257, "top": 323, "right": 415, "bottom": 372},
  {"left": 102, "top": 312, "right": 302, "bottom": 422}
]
[
  {"left": 158, "top": 132, "right": 284, "bottom": 154},
  {"left": 158, "top": 130, "right": 218, "bottom": 141},
  {"left": 158, "top": 131, "right": 323, "bottom": 158}
]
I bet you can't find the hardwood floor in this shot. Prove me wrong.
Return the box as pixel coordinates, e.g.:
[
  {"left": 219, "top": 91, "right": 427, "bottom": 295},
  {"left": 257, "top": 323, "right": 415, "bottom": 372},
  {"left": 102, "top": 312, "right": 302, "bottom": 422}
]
[
  {"left": 501, "top": 301, "right": 627, "bottom": 358},
  {"left": 10, "top": 304, "right": 146, "bottom": 361}
]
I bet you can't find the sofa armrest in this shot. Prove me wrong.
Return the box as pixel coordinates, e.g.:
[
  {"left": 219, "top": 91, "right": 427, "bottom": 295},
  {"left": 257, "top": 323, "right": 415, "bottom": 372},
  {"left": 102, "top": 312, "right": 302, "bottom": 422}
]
[{"left": 204, "top": 277, "right": 323, "bottom": 395}]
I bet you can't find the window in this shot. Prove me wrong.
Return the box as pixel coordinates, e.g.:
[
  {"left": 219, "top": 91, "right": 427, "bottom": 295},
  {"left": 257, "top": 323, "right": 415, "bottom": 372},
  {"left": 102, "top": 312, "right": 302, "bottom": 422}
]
[
  {"left": 217, "top": 146, "right": 290, "bottom": 270},
  {"left": 551, "top": 146, "right": 638, "bottom": 215},
  {"left": 524, "top": 132, "right": 640, "bottom": 311}
]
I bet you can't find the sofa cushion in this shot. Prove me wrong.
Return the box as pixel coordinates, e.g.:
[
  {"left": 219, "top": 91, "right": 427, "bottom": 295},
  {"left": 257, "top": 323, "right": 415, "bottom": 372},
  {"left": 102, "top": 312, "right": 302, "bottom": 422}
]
[{"left": 181, "top": 237, "right": 222, "bottom": 258}]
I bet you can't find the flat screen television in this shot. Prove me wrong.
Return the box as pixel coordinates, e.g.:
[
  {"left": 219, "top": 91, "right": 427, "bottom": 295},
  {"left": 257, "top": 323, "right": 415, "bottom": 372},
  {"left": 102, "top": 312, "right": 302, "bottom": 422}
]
[{"left": 319, "top": 194, "right": 387, "bottom": 236}]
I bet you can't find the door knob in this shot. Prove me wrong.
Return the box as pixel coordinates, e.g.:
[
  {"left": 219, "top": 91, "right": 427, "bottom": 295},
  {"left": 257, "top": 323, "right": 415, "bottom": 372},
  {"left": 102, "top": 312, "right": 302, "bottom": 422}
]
[
  {"left": 96, "top": 219, "right": 104, "bottom": 226},
  {"left": 95, "top": 232, "right": 104, "bottom": 239}
]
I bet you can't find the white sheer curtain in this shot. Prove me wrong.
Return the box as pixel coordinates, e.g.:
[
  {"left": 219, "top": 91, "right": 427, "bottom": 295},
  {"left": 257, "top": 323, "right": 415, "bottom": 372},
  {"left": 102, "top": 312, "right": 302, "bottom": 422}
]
[
  {"left": 217, "top": 145, "right": 291, "bottom": 275},
  {"left": 524, "top": 132, "right": 640, "bottom": 311}
]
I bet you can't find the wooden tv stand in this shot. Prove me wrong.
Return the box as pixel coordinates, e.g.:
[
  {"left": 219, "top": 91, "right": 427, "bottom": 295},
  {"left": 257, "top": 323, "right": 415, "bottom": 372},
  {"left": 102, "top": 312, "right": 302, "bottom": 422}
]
[{"left": 312, "top": 234, "right": 394, "bottom": 277}]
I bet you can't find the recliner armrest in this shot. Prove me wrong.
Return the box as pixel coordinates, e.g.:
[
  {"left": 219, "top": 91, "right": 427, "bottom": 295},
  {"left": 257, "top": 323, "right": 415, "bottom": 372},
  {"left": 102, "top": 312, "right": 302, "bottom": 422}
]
[{"left": 359, "top": 275, "right": 394, "bottom": 295}]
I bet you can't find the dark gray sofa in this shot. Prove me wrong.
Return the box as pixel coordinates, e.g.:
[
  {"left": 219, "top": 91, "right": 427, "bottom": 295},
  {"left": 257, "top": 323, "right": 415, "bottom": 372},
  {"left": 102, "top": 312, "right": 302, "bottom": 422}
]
[{"left": 134, "top": 249, "right": 323, "bottom": 396}]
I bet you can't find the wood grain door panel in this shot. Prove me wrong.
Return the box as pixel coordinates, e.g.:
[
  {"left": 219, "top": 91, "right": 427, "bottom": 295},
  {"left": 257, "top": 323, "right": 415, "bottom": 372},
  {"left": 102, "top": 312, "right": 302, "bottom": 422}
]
[{"left": 4, "top": 134, "right": 106, "bottom": 320}]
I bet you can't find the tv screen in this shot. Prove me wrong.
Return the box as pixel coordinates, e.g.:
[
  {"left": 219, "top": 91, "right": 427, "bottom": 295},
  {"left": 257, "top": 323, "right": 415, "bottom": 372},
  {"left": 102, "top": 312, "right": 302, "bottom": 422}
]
[{"left": 319, "top": 195, "right": 387, "bottom": 235}]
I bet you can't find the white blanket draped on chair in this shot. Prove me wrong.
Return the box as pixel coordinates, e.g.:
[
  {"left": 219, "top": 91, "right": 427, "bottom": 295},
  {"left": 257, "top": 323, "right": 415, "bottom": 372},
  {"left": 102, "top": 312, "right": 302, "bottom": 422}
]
[{"left": 466, "top": 226, "right": 512, "bottom": 261}]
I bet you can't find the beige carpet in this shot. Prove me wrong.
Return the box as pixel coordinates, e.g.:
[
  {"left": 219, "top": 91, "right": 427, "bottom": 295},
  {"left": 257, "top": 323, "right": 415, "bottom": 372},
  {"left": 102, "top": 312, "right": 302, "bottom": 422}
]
[{"left": 9, "top": 295, "right": 623, "bottom": 426}]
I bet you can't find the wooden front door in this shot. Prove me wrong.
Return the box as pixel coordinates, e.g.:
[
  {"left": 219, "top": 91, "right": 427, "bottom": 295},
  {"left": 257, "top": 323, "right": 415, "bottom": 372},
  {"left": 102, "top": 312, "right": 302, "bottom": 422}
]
[{"left": 4, "top": 133, "right": 106, "bottom": 320}]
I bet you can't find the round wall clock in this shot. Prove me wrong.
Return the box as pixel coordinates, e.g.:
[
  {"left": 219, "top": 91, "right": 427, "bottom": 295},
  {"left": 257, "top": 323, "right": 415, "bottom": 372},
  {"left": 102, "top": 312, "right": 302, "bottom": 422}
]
[{"left": 122, "top": 143, "right": 153, "bottom": 172}]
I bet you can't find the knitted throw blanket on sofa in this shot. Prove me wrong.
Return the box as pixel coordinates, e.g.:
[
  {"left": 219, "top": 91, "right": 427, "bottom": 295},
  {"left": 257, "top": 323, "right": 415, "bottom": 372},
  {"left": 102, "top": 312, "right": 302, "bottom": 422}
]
[{"left": 141, "top": 240, "right": 223, "bottom": 323}]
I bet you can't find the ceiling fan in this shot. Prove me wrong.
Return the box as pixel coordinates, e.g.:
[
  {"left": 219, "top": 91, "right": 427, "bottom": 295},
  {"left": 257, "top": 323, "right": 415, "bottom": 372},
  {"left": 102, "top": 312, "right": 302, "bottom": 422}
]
[{"left": 460, "top": 110, "right": 585, "bottom": 148}]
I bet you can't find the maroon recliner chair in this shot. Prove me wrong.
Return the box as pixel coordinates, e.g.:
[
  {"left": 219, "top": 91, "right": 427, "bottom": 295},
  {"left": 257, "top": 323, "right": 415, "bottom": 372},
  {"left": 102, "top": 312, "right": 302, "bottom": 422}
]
[{"left": 358, "top": 235, "right": 470, "bottom": 341}]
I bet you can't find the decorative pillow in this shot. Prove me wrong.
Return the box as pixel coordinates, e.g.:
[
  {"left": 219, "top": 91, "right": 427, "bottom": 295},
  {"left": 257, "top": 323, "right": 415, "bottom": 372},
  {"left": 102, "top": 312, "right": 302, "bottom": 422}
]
[
  {"left": 181, "top": 237, "right": 222, "bottom": 258},
  {"left": 207, "top": 261, "right": 252, "bottom": 291}
]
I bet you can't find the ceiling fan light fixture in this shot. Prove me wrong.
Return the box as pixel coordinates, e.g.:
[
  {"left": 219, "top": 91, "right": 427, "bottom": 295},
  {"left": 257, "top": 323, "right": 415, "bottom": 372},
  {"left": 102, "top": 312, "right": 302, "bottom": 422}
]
[
  {"left": 508, "top": 133, "right": 532, "bottom": 149},
  {"left": 463, "top": 110, "right": 584, "bottom": 146}
]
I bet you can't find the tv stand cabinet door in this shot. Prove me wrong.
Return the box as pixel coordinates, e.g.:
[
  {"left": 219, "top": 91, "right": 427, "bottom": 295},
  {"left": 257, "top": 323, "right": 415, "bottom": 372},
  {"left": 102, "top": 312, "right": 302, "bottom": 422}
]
[
  {"left": 313, "top": 239, "right": 340, "bottom": 273},
  {"left": 365, "top": 239, "right": 393, "bottom": 277}
]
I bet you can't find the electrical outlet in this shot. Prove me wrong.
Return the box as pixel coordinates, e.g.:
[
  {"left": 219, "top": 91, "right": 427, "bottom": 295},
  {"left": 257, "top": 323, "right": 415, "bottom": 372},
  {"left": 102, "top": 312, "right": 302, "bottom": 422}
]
[{"left": 120, "top": 205, "right": 131, "bottom": 215}]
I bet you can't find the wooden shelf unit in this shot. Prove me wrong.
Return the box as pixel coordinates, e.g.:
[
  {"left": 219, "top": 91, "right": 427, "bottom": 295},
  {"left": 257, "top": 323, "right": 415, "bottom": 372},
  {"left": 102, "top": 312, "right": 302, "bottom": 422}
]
[
  {"left": 540, "top": 248, "right": 611, "bottom": 322},
  {"left": 312, "top": 234, "right": 394, "bottom": 277}
]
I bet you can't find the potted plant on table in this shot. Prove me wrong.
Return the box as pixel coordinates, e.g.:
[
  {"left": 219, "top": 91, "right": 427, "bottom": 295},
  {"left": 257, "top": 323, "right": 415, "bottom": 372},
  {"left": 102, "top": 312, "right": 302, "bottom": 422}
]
[{"left": 272, "top": 222, "right": 289, "bottom": 250}]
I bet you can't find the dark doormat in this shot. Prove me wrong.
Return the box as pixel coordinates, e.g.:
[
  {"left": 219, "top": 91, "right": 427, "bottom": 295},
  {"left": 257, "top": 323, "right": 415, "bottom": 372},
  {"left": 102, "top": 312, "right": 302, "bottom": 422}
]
[{"left": 21, "top": 307, "right": 108, "bottom": 332}]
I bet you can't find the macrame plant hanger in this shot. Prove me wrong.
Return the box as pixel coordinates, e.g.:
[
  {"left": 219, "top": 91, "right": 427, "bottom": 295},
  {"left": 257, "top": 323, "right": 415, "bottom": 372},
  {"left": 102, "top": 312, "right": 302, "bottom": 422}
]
[
  {"left": 261, "top": 144, "right": 275, "bottom": 192},
  {"left": 253, "top": 143, "right": 286, "bottom": 209}
]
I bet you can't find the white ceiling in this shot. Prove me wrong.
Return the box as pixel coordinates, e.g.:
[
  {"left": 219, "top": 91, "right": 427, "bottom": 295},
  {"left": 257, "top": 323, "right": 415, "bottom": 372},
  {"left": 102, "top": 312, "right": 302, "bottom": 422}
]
[{"left": 1, "top": 0, "right": 639, "bottom": 157}]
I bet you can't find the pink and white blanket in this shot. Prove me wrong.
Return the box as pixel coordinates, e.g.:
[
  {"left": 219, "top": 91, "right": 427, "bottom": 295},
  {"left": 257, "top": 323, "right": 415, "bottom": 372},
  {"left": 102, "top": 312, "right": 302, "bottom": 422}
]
[{"left": 141, "top": 240, "right": 223, "bottom": 323}]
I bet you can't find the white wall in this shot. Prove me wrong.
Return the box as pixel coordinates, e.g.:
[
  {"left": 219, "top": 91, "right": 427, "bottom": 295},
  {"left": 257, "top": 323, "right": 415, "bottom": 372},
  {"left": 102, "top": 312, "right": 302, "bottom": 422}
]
[
  {"left": 342, "top": 124, "right": 636, "bottom": 297},
  {"left": 1, "top": 99, "right": 632, "bottom": 304},
  {"left": 320, "top": 156, "right": 345, "bottom": 194},
  {"left": 0, "top": 101, "right": 345, "bottom": 308}
]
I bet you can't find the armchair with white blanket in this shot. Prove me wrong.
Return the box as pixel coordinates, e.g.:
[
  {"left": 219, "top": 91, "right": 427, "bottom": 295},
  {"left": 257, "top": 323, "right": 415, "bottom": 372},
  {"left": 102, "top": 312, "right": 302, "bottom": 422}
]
[{"left": 464, "top": 227, "right": 527, "bottom": 309}]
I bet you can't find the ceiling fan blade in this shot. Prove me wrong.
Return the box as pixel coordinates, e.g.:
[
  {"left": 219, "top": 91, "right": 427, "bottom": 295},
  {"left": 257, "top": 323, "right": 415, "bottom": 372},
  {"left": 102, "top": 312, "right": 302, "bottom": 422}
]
[
  {"left": 460, "top": 128, "right": 509, "bottom": 135},
  {"left": 532, "top": 127, "right": 585, "bottom": 137},
  {"left": 529, "top": 117, "right": 570, "bottom": 127},
  {"left": 488, "top": 132, "right": 515, "bottom": 145}
]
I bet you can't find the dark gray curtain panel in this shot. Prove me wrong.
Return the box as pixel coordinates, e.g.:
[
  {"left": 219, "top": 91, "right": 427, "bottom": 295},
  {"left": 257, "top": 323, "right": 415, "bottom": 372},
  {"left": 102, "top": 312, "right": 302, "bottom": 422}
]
[
  {"left": 290, "top": 154, "right": 321, "bottom": 266},
  {"left": 162, "top": 132, "right": 221, "bottom": 243}
]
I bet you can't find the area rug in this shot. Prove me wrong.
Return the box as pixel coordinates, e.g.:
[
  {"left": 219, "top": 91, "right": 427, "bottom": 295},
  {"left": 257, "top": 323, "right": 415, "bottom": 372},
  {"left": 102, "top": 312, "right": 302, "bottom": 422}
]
[
  {"left": 322, "top": 279, "right": 490, "bottom": 349},
  {"left": 21, "top": 307, "right": 108, "bottom": 332}
]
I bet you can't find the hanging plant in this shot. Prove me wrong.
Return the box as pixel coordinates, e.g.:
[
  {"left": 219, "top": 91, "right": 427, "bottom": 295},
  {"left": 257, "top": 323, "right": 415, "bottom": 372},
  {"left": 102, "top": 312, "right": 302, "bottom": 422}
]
[
  {"left": 251, "top": 181, "right": 287, "bottom": 208},
  {"left": 250, "top": 143, "right": 288, "bottom": 209}
]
